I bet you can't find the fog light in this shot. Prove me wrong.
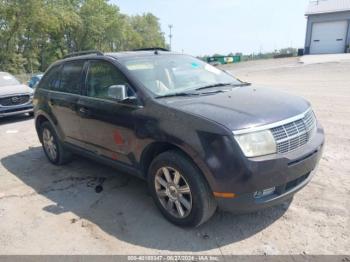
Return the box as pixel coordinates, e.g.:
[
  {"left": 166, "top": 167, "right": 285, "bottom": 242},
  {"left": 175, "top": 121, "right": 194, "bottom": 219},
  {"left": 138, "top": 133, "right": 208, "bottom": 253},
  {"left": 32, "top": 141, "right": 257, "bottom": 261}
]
[{"left": 254, "top": 187, "right": 276, "bottom": 199}]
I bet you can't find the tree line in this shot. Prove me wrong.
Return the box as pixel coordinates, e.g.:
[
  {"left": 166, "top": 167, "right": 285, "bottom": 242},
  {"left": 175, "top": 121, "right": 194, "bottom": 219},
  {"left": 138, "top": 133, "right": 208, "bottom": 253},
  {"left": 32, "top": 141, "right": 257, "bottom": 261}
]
[{"left": 0, "top": 0, "right": 166, "bottom": 74}]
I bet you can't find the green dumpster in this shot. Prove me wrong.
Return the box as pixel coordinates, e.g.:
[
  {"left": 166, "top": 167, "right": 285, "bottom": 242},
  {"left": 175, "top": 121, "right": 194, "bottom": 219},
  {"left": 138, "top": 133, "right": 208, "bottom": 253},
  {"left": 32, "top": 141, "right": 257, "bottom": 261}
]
[{"left": 207, "top": 55, "right": 241, "bottom": 64}]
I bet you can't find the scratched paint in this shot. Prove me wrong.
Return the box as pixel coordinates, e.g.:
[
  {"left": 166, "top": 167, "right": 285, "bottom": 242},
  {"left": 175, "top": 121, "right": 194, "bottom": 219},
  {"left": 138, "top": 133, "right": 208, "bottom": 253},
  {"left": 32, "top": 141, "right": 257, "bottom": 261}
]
[
  {"left": 113, "top": 130, "right": 124, "bottom": 145},
  {"left": 111, "top": 152, "right": 118, "bottom": 160}
]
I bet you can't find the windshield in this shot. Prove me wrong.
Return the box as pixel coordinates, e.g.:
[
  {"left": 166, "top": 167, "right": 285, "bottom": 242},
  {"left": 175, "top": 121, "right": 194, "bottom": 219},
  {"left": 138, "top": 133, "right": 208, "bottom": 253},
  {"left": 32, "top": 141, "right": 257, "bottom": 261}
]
[
  {"left": 0, "top": 73, "right": 20, "bottom": 87},
  {"left": 120, "top": 54, "right": 241, "bottom": 96}
]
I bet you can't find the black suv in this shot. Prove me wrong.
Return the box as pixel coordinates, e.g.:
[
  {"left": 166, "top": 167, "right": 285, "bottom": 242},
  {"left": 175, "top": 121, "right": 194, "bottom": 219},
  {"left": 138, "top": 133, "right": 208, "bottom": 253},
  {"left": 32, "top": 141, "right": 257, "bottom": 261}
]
[{"left": 33, "top": 50, "right": 324, "bottom": 227}]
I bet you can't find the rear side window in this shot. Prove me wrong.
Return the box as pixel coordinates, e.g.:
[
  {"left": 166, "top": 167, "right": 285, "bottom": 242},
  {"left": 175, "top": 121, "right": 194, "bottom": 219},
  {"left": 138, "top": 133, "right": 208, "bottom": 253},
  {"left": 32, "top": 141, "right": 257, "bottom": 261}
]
[
  {"left": 38, "top": 65, "right": 61, "bottom": 90},
  {"left": 58, "top": 61, "right": 85, "bottom": 94}
]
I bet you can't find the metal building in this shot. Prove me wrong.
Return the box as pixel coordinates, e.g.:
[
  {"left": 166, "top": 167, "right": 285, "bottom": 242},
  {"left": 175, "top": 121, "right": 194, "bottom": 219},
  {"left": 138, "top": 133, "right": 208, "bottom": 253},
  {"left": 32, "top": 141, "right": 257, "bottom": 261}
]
[{"left": 304, "top": 0, "right": 350, "bottom": 54}]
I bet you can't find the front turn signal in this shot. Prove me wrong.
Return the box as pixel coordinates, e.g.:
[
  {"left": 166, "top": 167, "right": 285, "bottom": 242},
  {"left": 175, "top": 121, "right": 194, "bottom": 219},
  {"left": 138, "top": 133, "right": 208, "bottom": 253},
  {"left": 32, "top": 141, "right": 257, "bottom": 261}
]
[{"left": 213, "top": 192, "right": 237, "bottom": 199}]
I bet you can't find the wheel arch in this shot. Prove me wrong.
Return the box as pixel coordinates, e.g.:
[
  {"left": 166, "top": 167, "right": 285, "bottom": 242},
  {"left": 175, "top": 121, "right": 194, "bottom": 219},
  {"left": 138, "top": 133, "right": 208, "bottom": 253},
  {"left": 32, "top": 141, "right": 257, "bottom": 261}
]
[
  {"left": 35, "top": 115, "right": 49, "bottom": 143},
  {"left": 35, "top": 111, "right": 57, "bottom": 143},
  {"left": 140, "top": 141, "right": 215, "bottom": 191}
]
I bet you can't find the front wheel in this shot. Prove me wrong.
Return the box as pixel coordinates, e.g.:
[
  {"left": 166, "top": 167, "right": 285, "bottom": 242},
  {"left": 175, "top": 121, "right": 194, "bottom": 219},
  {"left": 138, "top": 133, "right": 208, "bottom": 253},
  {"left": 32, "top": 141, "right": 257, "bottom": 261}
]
[{"left": 148, "top": 150, "right": 217, "bottom": 227}]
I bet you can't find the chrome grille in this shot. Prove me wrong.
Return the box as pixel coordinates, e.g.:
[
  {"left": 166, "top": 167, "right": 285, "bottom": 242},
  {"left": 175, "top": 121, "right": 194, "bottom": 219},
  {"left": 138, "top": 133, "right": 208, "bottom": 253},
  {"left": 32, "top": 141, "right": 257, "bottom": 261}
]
[
  {"left": 0, "top": 95, "right": 30, "bottom": 106},
  {"left": 270, "top": 110, "right": 316, "bottom": 154}
]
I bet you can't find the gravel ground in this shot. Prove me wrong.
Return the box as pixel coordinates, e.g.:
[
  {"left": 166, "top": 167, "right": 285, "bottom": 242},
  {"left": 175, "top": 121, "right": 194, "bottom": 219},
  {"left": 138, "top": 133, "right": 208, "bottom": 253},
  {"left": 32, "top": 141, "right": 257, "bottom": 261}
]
[{"left": 0, "top": 57, "right": 349, "bottom": 255}]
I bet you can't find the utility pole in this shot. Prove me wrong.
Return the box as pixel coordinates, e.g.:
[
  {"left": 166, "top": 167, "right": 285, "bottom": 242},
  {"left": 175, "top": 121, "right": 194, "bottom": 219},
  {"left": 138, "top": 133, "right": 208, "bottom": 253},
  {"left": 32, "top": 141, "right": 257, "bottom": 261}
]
[{"left": 168, "top": 24, "right": 173, "bottom": 51}]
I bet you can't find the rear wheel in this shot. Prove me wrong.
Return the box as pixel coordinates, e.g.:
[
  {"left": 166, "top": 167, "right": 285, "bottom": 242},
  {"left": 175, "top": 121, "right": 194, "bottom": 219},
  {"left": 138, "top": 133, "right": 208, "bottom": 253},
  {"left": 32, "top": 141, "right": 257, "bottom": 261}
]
[
  {"left": 148, "top": 150, "right": 217, "bottom": 227},
  {"left": 40, "top": 121, "right": 72, "bottom": 165}
]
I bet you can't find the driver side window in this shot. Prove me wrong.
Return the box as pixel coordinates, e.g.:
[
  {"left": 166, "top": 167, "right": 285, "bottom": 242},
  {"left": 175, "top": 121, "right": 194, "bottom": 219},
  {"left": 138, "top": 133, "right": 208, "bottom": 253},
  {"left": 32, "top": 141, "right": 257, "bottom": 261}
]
[{"left": 86, "top": 60, "right": 134, "bottom": 100}]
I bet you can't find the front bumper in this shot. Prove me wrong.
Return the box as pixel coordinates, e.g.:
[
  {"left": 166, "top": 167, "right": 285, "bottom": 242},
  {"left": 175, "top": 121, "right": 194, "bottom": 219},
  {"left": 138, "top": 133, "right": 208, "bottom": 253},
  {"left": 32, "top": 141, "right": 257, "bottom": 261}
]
[
  {"left": 213, "top": 124, "right": 324, "bottom": 213},
  {"left": 216, "top": 169, "right": 315, "bottom": 213},
  {"left": 0, "top": 104, "right": 33, "bottom": 117}
]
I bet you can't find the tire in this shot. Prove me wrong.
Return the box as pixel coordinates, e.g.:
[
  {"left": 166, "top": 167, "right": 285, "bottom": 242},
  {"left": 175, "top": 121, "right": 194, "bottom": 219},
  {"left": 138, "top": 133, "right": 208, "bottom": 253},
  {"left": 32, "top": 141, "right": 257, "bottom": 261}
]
[
  {"left": 148, "top": 150, "right": 217, "bottom": 227},
  {"left": 40, "top": 121, "right": 72, "bottom": 165}
]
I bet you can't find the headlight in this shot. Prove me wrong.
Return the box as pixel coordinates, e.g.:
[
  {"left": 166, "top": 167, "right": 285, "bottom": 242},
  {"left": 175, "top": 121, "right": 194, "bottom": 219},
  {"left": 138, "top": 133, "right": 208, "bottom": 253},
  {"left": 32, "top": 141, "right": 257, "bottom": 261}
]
[{"left": 234, "top": 130, "right": 277, "bottom": 157}]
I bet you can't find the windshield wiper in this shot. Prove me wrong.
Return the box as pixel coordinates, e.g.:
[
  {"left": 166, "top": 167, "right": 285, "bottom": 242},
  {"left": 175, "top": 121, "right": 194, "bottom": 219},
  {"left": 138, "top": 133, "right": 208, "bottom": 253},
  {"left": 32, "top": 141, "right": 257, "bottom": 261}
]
[
  {"left": 155, "top": 82, "right": 252, "bottom": 98},
  {"left": 198, "top": 90, "right": 227, "bottom": 95},
  {"left": 232, "top": 82, "right": 251, "bottom": 87},
  {"left": 195, "top": 82, "right": 251, "bottom": 91},
  {"left": 155, "top": 92, "right": 199, "bottom": 99},
  {"left": 195, "top": 83, "right": 233, "bottom": 91}
]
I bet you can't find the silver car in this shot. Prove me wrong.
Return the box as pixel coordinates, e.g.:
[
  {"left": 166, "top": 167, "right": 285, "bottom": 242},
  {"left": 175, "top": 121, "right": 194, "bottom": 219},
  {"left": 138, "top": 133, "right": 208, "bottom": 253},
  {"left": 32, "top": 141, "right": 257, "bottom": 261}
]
[{"left": 0, "top": 72, "right": 34, "bottom": 118}]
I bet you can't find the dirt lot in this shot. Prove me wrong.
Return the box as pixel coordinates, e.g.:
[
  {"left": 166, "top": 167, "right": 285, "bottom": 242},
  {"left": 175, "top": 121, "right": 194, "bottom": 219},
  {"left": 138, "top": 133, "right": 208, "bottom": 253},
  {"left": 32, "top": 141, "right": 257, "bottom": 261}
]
[{"left": 0, "top": 57, "right": 349, "bottom": 255}]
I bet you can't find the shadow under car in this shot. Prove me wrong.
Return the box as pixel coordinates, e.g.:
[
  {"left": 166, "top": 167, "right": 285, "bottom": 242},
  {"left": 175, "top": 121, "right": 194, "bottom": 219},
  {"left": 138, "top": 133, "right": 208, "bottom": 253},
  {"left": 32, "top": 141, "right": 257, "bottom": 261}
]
[{"left": 1, "top": 146, "right": 291, "bottom": 251}]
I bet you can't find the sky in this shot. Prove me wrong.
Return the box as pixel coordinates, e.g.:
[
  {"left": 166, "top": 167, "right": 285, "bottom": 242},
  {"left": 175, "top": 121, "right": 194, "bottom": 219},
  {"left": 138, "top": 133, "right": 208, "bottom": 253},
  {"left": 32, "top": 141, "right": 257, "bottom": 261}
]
[{"left": 111, "top": 0, "right": 310, "bottom": 56}]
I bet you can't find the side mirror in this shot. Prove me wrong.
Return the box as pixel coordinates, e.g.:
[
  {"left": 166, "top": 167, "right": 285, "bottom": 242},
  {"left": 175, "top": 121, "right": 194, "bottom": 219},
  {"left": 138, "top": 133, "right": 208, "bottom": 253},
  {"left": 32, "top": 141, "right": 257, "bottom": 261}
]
[
  {"left": 107, "top": 85, "right": 139, "bottom": 105},
  {"left": 108, "top": 85, "right": 127, "bottom": 101}
]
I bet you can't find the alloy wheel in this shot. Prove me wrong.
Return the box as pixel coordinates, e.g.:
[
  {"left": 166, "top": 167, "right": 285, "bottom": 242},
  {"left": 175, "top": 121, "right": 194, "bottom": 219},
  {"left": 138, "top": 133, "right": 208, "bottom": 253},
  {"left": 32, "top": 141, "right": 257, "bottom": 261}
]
[
  {"left": 42, "top": 128, "right": 57, "bottom": 161},
  {"left": 154, "top": 167, "right": 192, "bottom": 218}
]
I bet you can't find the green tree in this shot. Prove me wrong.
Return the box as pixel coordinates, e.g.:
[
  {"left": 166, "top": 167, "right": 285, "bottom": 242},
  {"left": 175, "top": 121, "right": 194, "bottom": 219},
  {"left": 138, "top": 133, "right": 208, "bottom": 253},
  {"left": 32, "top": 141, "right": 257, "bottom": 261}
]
[
  {"left": 129, "top": 13, "right": 166, "bottom": 49},
  {"left": 0, "top": 0, "right": 166, "bottom": 74}
]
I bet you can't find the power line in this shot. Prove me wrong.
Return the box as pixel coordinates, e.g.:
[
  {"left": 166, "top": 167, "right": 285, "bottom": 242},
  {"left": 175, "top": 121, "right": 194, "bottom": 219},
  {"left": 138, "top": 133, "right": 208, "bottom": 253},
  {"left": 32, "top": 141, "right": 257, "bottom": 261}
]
[{"left": 168, "top": 25, "right": 173, "bottom": 51}]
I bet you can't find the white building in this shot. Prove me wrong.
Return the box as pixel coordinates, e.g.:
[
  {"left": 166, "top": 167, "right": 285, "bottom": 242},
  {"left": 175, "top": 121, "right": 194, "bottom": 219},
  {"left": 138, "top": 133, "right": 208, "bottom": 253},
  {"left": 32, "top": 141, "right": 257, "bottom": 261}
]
[{"left": 304, "top": 0, "right": 350, "bottom": 54}]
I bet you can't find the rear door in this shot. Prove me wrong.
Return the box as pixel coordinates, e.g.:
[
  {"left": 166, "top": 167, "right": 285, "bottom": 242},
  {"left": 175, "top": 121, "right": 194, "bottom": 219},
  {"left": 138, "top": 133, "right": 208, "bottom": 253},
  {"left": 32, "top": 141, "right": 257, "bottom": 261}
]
[
  {"left": 49, "top": 60, "right": 85, "bottom": 144},
  {"left": 77, "top": 59, "right": 140, "bottom": 166},
  {"left": 310, "top": 21, "right": 348, "bottom": 54}
]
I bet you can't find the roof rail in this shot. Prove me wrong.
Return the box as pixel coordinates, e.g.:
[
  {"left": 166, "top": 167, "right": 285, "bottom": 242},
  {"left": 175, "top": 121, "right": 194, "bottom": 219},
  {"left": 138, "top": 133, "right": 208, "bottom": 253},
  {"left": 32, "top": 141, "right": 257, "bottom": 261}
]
[
  {"left": 63, "top": 50, "right": 104, "bottom": 59},
  {"left": 132, "top": 47, "right": 169, "bottom": 52}
]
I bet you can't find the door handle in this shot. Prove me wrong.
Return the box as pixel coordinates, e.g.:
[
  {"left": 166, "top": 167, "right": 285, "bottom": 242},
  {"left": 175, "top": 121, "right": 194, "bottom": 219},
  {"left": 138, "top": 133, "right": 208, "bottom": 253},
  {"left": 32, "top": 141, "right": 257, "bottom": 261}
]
[{"left": 78, "top": 106, "right": 90, "bottom": 117}]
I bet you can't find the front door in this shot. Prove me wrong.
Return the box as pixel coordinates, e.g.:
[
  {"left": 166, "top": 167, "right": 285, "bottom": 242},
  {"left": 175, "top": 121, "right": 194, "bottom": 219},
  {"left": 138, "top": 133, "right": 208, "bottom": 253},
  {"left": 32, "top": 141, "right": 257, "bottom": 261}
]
[{"left": 77, "top": 60, "right": 140, "bottom": 167}]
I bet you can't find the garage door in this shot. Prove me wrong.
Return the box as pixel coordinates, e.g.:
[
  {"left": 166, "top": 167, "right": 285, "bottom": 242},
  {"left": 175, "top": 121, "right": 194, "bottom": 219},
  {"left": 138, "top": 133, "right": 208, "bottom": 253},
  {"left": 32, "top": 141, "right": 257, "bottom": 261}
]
[{"left": 310, "top": 21, "right": 348, "bottom": 54}]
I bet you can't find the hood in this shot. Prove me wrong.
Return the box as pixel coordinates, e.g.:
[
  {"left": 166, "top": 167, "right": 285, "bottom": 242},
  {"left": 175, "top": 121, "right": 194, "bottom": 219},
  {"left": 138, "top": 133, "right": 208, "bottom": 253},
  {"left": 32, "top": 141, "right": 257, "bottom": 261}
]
[
  {"left": 162, "top": 86, "right": 310, "bottom": 132},
  {"left": 0, "top": 84, "right": 33, "bottom": 97}
]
